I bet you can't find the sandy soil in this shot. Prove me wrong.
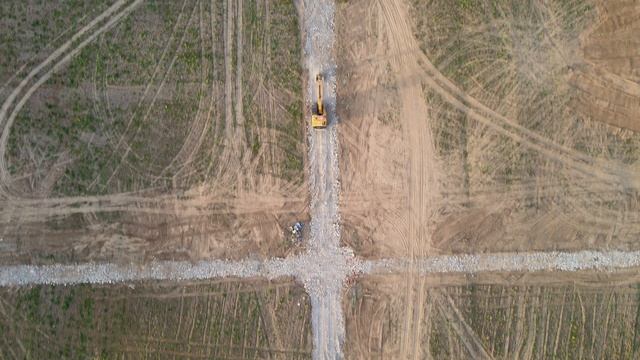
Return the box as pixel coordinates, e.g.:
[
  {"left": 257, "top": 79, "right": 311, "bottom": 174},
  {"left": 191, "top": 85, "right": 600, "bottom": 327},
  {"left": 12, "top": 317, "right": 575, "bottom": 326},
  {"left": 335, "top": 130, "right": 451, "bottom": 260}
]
[
  {"left": 337, "top": 0, "right": 439, "bottom": 260},
  {"left": 337, "top": 0, "right": 640, "bottom": 258},
  {"left": 336, "top": 0, "right": 640, "bottom": 357},
  {"left": 572, "top": 1, "right": 640, "bottom": 131}
]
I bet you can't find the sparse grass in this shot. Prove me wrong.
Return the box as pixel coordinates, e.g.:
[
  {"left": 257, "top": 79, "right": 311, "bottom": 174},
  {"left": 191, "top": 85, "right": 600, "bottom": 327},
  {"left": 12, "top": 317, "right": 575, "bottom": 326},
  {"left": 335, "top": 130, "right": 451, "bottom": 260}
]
[
  {"left": 458, "top": 0, "right": 475, "bottom": 10},
  {"left": 240, "top": 0, "right": 304, "bottom": 182},
  {"left": 5, "top": 0, "right": 305, "bottom": 195},
  {"left": 0, "top": 280, "right": 312, "bottom": 359},
  {"left": 0, "top": 0, "right": 116, "bottom": 86},
  {"left": 346, "top": 279, "right": 640, "bottom": 359},
  {"left": 5, "top": 0, "right": 199, "bottom": 196}
]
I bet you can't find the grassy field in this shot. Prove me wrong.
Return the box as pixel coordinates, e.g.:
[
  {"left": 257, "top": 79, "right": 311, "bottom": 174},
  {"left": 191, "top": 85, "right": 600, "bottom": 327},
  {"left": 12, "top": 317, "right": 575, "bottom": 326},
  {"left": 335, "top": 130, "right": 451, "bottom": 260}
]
[
  {"left": 2, "top": 0, "right": 304, "bottom": 196},
  {"left": 0, "top": 0, "right": 307, "bottom": 265},
  {"left": 0, "top": 279, "right": 312, "bottom": 359},
  {"left": 0, "top": 1, "right": 118, "bottom": 85}
]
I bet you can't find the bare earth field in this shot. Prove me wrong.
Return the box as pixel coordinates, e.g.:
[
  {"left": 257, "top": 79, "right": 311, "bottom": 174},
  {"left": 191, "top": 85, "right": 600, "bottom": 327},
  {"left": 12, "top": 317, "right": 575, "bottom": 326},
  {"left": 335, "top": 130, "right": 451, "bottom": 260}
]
[
  {"left": 337, "top": 0, "right": 640, "bottom": 257},
  {"left": 3, "top": 0, "right": 640, "bottom": 358},
  {"left": 336, "top": 0, "right": 640, "bottom": 358},
  {"left": 0, "top": 278, "right": 311, "bottom": 359},
  {"left": 0, "top": 0, "right": 307, "bottom": 265}
]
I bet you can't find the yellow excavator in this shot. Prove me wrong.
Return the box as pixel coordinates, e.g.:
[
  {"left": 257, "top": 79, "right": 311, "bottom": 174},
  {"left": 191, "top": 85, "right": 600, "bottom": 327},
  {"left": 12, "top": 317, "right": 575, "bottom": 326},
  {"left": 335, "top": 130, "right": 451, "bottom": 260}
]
[{"left": 311, "top": 74, "right": 327, "bottom": 129}]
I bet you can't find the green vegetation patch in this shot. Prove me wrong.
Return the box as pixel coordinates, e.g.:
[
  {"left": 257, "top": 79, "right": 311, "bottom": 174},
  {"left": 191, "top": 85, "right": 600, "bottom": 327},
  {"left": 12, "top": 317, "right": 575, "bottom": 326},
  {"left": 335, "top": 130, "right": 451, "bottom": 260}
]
[
  {"left": 0, "top": 280, "right": 312, "bottom": 359},
  {"left": 240, "top": 0, "right": 304, "bottom": 183},
  {"left": 5, "top": 0, "right": 305, "bottom": 196},
  {"left": 4, "top": 0, "right": 204, "bottom": 196},
  {"left": 0, "top": 0, "right": 118, "bottom": 86}
]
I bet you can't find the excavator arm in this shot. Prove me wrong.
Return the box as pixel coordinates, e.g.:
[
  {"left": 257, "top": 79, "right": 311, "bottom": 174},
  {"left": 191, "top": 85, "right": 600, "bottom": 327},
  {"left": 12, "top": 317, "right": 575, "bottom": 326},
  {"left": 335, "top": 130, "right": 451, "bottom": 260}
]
[{"left": 316, "top": 74, "right": 324, "bottom": 115}]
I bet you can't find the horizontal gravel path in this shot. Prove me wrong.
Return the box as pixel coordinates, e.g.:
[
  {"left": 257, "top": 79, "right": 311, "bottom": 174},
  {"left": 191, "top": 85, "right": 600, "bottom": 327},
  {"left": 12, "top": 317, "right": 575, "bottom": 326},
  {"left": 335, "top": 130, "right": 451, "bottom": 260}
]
[
  {"left": 4, "top": 250, "right": 640, "bottom": 287},
  {"left": 364, "top": 250, "right": 640, "bottom": 275}
]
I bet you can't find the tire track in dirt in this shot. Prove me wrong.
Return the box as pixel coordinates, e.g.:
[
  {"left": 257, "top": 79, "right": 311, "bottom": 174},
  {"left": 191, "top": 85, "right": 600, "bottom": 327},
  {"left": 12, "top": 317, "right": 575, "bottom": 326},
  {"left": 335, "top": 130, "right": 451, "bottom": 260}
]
[
  {"left": 87, "top": 35, "right": 126, "bottom": 195},
  {"left": 383, "top": 1, "right": 640, "bottom": 199},
  {"left": 375, "top": 0, "right": 640, "bottom": 248},
  {"left": 414, "top": 42, "right": 640, "bottom": 193},
  {"left": 376, "top": 0, "right": 442, "bottom": 357},
  {"left": 215, "top": 0, "right": 237, "bottom": 186},
  {"left": 0, "top": 192, "right": 305, "bottom": 224},
  {"left": 235, "top": 0, "right": 245, "bottom": 152},
  {"left": 0, "top": 64, "right": 28, "bottom": 100},
  {"left": 0, "top": 0, "right": 316, "bottom": 352},
  {"left": 99, "top": 0, "right": 189, "bottom": 182},
  {"left": 215, "top": 0, "right": 269, "bottom": 193},
  {"left": 203, "top": 0, "right": 251, "bottom": 191},
  {"left": 570, "top": 64, "right": 640, "bottom": 132},
  {"left": 154, "top": 0, "right": 214, "bottom": 185},
  {"left": 202, "top": 0, "right": 223, "bottom": 184},
  {"left": 434, "top": 293, "right": 493, "bottom": 359}
]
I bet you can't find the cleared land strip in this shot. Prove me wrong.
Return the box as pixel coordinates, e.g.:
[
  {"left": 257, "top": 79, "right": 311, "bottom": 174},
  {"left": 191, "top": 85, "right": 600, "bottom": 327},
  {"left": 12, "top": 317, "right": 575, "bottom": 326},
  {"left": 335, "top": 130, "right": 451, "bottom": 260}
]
[
  {"left": 0, "top": 258, "right": 293, "bottom": 287},
  {"left": 3, "top": 250, "right": 640, "bottom": 288},
  {"left": 365, "top": 250, "right": 640, "bottom": 274},
  {"left": 0, "top": 0, "right": 144, "bottom": 198},
  {"left": 301, "top": 0, "right": 345, "bottom": 357},
  {"left": 0, "top": 249, "right": 359, "bottom": 287}
]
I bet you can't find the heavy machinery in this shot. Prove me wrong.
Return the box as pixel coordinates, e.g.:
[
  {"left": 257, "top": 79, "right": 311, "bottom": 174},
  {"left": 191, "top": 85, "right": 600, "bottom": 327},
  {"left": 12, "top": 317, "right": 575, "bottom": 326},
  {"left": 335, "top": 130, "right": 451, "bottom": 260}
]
[{"left": 311, "top": 74, "right": 327, "bottom": 129}]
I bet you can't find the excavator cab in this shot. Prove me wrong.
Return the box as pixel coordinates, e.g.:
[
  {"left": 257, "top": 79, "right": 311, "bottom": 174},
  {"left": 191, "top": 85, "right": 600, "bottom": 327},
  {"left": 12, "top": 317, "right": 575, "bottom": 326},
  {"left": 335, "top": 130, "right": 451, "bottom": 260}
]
[{"left": 311, "top": 74, "right": 327, "bottom": 129}]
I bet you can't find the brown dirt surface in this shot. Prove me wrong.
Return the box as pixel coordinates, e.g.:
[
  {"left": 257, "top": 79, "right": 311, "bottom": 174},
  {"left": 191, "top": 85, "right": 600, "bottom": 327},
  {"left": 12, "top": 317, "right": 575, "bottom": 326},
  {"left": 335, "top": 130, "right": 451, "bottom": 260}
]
[
  {"left": 0, "top": 0, "right": 307, "bottom": 264},
  {"left": 344, "top": 273, "right": 640, "bottom": 359},
  {"left": 572, "top": 1, "right": 640, "bottom": 131},
  {"left": 337, "top": 0, "right": 640, "bottom": 258},
  {"left": 0, "top": 278, "right": 312, "bottom": 359}
]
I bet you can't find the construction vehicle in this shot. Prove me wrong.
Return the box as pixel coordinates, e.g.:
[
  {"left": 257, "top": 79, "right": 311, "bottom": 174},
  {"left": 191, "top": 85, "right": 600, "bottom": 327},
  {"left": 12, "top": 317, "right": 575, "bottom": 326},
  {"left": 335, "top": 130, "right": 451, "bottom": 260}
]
[{"left": 311, "top": 74, "right": 327, "bottom": 129}]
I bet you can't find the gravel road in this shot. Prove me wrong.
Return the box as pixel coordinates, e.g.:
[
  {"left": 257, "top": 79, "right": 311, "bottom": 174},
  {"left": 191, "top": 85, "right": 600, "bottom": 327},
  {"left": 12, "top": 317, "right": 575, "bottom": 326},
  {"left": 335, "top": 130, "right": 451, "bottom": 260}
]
[
  {"left": 5, "top": 249, "right": 640, "bottom": 286},
  {"left": 0, "top": 258, "right": 293, "bottom": 286},
  {"left": 300, "top": 0, "right": 349, "bottom": 357},
  {"left": 363, "top": 250, "right": 640, "bottom": 274}
]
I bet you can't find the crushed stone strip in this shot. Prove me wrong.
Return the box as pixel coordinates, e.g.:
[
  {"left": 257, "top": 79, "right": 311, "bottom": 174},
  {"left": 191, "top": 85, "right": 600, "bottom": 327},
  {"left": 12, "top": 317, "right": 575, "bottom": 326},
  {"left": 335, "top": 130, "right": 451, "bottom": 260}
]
[
  {"left": 0, "top": 258, "right": 296, "bottom": 287},
  {"left": 363, "top": 250, "right": 640, "bottom": 275},
  {"left": 4, "top": 250, "right": 640, "bottom": 288},
  {"left": 301, "top": 0, "right": 346, "bottom": 357}
]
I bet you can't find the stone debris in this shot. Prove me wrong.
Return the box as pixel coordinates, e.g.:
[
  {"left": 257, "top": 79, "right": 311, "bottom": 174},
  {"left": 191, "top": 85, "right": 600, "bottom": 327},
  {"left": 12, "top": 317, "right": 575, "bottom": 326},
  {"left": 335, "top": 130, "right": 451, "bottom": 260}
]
[
  {"left": 363, "top": 250, "right": 640, "bottom": 275},
  {"left": 301, "top": 0, "right": 347, "bottom": 358}
]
